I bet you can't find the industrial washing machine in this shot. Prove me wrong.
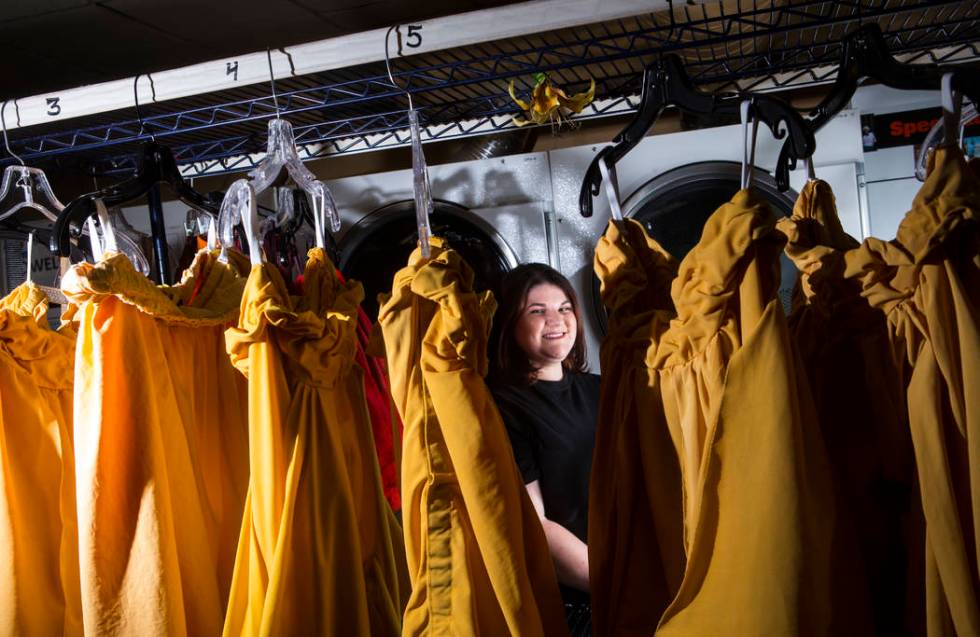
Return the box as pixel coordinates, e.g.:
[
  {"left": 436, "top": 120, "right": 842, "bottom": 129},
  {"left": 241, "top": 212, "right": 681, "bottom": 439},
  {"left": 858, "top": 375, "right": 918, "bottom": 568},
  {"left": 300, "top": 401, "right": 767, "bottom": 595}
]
[
  {"left": 325, "top": 151, "right": 559, "bottom": 321},
  {"left": 548, "top": 109, "right": 866, "bottom": 364}
]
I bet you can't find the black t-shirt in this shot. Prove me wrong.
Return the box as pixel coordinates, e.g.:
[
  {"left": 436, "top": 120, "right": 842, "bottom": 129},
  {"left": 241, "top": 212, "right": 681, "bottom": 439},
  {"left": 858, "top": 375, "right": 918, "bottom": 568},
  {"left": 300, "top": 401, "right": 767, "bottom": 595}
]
[{"left": 491, "top": 372, "right": 601, "bottom": 543}]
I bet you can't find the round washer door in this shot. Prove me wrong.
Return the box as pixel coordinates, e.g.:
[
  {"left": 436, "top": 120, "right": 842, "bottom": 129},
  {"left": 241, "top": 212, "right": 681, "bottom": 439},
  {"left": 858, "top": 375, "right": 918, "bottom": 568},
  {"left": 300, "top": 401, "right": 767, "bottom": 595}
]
[
  {"left": 591, "top": 161, "right": 799, "bottom": 335},
  {"left": 339, "top": 199, "right": 519, "bottom": 320}
]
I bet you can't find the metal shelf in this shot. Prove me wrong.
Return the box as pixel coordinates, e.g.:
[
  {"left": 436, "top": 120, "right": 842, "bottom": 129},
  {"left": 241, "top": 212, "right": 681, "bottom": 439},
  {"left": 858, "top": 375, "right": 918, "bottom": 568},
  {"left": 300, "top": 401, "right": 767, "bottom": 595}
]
[{"left": 3, "top": 0, "right": 979, "bottom": 178}]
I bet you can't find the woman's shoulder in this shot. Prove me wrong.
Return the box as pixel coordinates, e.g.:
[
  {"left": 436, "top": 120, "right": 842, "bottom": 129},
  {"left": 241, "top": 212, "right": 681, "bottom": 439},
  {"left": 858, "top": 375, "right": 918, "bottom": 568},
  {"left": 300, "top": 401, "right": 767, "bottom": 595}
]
[{"left": 572, "top": 371, "right": 601, "bottom": 391}]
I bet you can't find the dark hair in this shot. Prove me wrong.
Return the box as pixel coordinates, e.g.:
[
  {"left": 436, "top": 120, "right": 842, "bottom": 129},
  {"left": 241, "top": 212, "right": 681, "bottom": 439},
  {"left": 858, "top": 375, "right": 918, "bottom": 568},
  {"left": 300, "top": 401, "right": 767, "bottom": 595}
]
[{"left": 491, "top": 263, "right": 588, "bottom": 386}]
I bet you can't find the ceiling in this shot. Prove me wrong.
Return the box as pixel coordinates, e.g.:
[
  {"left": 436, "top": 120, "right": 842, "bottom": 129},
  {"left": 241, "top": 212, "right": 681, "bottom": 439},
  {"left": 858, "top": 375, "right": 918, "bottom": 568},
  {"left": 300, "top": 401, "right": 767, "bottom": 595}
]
[
  {"left": 1, "top": 0, "right": 524, "bottom": 100},
  {"left": 4, "top": 0, "right": 979, "bottom": 183}
]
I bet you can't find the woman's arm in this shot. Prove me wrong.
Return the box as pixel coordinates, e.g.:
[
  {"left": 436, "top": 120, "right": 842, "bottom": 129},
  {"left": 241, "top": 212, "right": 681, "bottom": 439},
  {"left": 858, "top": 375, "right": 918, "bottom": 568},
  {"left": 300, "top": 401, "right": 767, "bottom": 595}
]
[{"left": 525, "top": 479, "right": 590, "bottom": 592}]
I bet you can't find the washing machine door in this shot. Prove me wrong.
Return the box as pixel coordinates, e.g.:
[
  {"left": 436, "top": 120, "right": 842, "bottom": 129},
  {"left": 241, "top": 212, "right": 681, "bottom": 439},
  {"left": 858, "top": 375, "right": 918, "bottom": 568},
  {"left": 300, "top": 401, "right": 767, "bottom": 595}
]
[
  {"left": 591, "top": 161, "right": 799, "bottom": 335},
  {"left": 339, "top": 199, "right": 519, "bottom": 320}
]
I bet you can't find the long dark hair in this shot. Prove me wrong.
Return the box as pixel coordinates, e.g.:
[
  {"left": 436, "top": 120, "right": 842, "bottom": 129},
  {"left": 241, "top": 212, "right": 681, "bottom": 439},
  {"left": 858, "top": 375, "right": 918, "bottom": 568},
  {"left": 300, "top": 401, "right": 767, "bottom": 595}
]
[{"left": 491, "top": 263, "right": 588, "bottom": 386}]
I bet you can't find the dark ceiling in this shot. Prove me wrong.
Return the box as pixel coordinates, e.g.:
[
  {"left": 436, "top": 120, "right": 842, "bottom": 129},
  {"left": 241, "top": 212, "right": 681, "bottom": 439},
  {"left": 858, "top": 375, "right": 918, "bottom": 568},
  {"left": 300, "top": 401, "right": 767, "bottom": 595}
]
[{"left": 1, "top": 0, "right": 524, "bottom": 100}]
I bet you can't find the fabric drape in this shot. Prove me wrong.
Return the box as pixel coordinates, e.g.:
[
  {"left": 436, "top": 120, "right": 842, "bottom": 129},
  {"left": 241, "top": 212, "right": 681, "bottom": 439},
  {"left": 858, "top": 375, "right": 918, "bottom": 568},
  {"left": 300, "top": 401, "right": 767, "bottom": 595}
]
[
  {"left": 777, "top": 179, "right": 922, "bottom": 635},
  {"left": 378, "top": 238, "right": 567, "bottom": 637},
  {"left": 646, "top": 190, "right": 835, "bottom": 636},
  {"left": 0, "top": 282, "right": 81, "bottom": 636},
  {"left": 222, "top": 248, "right": 407, "bottom": 637},
  {"left": 63, "top": 250, "right": 249, "bottom": 637},
  {"left": 354, "top": 292, "right": 402, "bottom": 511},
  {"left": 841, "top": 147, "right": 980, "bottom": 637},
  {"left": 589, "top": 219, "right": 685, "bottom": 637}
]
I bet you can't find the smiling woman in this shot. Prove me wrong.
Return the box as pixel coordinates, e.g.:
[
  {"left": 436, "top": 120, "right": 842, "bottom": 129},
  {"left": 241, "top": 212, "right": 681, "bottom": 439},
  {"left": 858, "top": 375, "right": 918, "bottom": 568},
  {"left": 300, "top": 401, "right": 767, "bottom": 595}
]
[{"left": 490, "top": 263, "right": 599, "bottom": 636}]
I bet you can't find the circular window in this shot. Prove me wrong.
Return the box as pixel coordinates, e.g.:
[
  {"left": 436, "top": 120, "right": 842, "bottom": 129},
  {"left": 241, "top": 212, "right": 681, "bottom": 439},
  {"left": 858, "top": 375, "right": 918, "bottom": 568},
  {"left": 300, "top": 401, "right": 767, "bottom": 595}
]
[
  {"left": 591, "top": 161, "right": 800, "bottom": 334},
  {"left": 339, "top": 199, "right": 518, "bottom": 320}
]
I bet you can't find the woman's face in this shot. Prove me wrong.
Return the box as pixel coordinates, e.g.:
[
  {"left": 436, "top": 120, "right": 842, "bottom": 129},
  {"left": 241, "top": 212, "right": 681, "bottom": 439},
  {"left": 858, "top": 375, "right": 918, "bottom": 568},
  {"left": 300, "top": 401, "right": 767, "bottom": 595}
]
[{"left": 514, "top": 282, "right": 577, "bottom": 371}]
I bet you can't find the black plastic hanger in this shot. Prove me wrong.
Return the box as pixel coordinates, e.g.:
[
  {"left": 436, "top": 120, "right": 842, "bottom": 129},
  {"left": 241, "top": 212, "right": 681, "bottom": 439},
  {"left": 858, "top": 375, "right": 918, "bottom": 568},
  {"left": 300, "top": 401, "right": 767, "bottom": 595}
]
[
  {"left": 51, "top": 142, "right": 219, "bottom": 283},
  {"left": 774, "top": 24, "right": 980, "bottom": 190},
  {"left": 580, "top": 54, "right": 816, "bottom": 217}
]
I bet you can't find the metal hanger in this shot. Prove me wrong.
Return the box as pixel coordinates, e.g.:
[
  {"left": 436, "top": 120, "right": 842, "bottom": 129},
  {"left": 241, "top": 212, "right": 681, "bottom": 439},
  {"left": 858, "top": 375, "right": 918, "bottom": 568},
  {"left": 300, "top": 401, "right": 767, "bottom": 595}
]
[{"left": 579, "top": 54, "right": 815, "bottom": 217}]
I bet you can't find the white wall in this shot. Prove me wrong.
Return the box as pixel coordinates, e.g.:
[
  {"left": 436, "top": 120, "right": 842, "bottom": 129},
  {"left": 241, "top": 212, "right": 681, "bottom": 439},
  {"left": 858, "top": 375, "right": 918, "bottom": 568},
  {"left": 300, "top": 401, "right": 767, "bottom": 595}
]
[{"left": 853, "top": 84, "right": 942, "bottom": 241}]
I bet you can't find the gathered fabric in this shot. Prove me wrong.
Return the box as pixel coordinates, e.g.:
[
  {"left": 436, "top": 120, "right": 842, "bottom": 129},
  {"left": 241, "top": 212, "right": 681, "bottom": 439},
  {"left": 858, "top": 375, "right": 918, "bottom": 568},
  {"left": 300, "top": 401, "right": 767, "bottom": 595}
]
[
  {"left": 647, "top": 190, "right": 836, "bottom": 636},
  {"left": 0, "top": 283, "right": 81, "bottom": 636},
  {"left": 777, "top": 179, "right": 921, "bottom": 635},
  {"left": 222, "top": 248, "right": 407, "bottom": 636},
  {"left": 354, "top": 290, "right": 403, "bottom": 511},
  {"left": 62, "top": 250, "right": 249, "bottom": 637},
  {"left": 378, "top": 238, "right": 567, "bottom": 637},
  {"left": 841, "top": 147, "right": 980, "bottom": 637},
  {"left": 589, "top": 219, "right": 685, "bottom": 637}
]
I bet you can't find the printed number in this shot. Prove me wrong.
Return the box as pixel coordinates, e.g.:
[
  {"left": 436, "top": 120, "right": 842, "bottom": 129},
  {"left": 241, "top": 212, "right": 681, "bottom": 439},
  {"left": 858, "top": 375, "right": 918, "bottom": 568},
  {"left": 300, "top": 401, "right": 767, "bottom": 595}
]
[
  {"left": 398, "top": 24, "right": 423, "bottom": 55},
  {"left": 406, "top": 25, "right": 423, "bottom": 49},
  {"left": 46, "top": 97, "right": 61, "bottom": 116},
  {"left": 226, "top": 61, "right": 239, "bottom": 81}
]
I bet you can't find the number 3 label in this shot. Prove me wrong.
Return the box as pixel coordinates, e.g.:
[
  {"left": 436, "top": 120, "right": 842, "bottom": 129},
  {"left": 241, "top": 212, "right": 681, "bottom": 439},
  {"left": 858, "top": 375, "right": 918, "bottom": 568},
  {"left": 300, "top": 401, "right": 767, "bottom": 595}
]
[{"left": 46, "top": 97, "right": 61, "bottom": 116}]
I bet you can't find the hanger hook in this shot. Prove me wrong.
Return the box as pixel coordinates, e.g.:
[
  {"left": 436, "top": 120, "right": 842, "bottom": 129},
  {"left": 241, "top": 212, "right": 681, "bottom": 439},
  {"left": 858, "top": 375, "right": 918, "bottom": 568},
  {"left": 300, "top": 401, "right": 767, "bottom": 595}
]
[
  {"left": 1, "top": 100, "right": 27, "bottom": 166},
  {"left": 267, "top": 47, "right": 281, "bottom": 120},
  {"left": 133, "top": 74, "right": 157, "bottom": 142},
  {"left": 384, "top": 26, "right": 414, "bottom": 110},
  {"left": 26, "top": 230, "right": 35, "bottom": 284}
]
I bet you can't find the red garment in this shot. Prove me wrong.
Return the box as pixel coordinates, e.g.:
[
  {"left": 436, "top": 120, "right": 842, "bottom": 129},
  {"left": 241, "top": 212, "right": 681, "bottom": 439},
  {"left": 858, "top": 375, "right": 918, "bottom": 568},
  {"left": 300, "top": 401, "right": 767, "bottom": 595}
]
[{"left": 337, "top": 269, "right": 402, "bottom": 510}]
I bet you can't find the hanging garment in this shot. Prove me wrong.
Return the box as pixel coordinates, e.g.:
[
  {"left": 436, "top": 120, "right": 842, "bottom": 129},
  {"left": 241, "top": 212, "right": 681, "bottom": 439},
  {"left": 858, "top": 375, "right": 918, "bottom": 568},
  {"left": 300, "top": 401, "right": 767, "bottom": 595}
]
[
  {"left": 589, "top": 219, "right": 685, "bottom": 637},
  {"left": 0, "top": 282, "right": 81, "bottom": 636},
  {"left": 63, "top": 250, "right": 249, "bottom": 637},
  {"left": 222, "top": 248, "right": 407, "bottom": 637},
  {"left": 378, "top": 239, "right": 567, "bottom": 637},
  {"left": 842, "top": 146, "right": 980, "bottom": 637},
  {"left": 354, "top": 304, "right": 403, "bottom": 511},
  {"left": 339, "top": 267, "right": 403, "bottom": 512},
  {"left": 647, "top": 190, "right": 836, "bottom": 636},
  {"left": 777, "top": 179, "right": 921, "bottom": 635}
]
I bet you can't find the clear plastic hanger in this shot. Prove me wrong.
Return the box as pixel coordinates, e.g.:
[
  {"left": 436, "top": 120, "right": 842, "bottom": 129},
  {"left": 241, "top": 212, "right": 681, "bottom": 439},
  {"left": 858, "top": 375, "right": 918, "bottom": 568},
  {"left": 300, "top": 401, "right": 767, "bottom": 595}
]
[
  {"left": 83, "top": 199, "right": 151, "bottom": 274},
  {"left": 386, "top": 25, "right": 433, "bottom": 258},
  {"left": 0, "top": 101, "right": 65, "bottom": 223},
  {"left": 740, "top": 99, "right": 761, "bottom": 190},
  {"left": 236, "top": 49, "right": 340, "bottom": 250},
  {"left": 596, "top": 154, "right": 625, "bottom": 231},
  {"left": 184, "top": 207, "right": 218, "bottom": 251},
  {"left": 26, "top": 230, "right": 35, "bottom": 284},
  {"left": 23, "top": 230, "right": 70, "bottom": 305},
  {"left": 219, "top": 179, "right": 263, "bottom": 266},
  {"left": 2, "top": 102, "right": 148, "bottom": 276}
]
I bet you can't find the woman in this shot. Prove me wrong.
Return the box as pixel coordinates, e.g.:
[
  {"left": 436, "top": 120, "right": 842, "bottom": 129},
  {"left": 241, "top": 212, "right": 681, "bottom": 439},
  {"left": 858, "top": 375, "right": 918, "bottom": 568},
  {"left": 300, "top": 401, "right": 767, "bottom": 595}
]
[{"left": 490, "top": 263, "right": 599, "bottom": 634}]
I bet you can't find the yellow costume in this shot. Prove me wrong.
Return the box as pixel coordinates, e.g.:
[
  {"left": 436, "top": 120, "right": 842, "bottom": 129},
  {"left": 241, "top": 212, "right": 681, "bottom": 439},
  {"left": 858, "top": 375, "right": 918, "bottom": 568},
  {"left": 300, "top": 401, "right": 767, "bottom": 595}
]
[
  {"left": 650, "top": 190, "right": 836, "bottom": 636},
  {"left": 0, "top": 283, "right": 81, "bottom": 636},
  {"left": 378, "top": 239, "right": 567, "bottom": 636},
  {"left": 778, "top": 179, "right": 920, "bottom": 634},
  {"left": 63, "top": 250, "right": 249, "bottom": 636},
  {"left": 222, "top": 248, "right": 407, "bottom": 636},
  {"left": 589, "top": 219, "right": 685, "bottom": 636},
  {"left": 842, "top": 147, "right": 980, "bottom": 636}
]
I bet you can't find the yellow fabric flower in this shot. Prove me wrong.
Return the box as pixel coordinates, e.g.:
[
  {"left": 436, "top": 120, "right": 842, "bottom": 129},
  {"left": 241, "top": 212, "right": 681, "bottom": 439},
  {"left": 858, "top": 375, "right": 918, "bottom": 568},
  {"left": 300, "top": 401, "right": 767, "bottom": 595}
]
[{"left": 509, "top": 75, "right": 595, "bottom": 128}]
